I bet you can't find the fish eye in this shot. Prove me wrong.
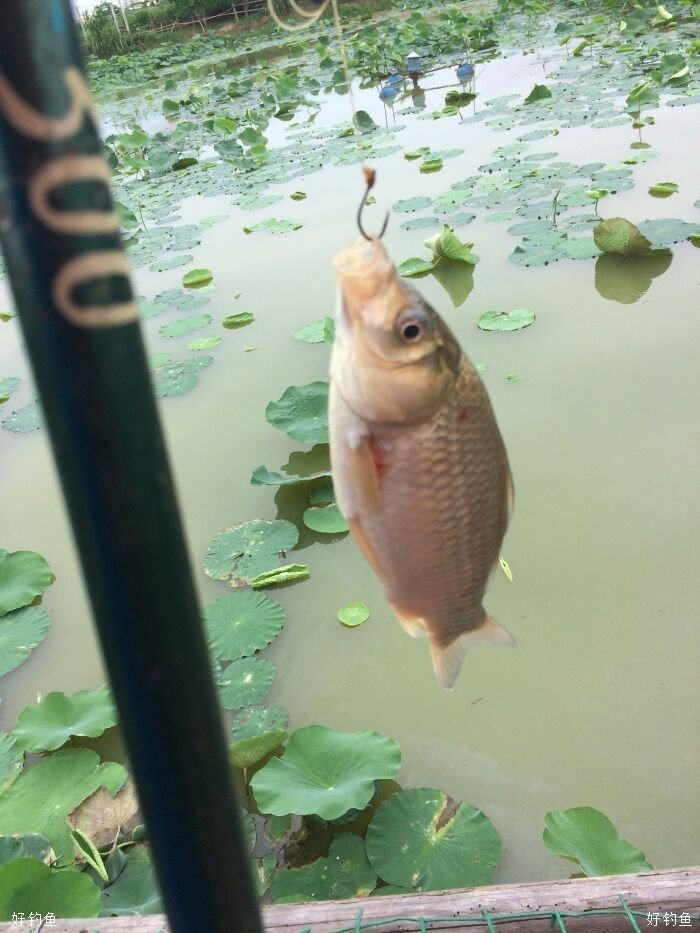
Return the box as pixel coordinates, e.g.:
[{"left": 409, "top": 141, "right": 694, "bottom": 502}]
[{"left": 397, "top": 309, "right": 431, "bottom": 342}]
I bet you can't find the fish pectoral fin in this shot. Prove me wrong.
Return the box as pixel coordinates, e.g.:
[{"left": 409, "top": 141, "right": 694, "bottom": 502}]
[
  {"left": 346, "top": 433, "right": 382, "bottom": 514},
  {"left": 429, "top": 613, "right": 515, "bottom": 690},
  {"left": 390, "top": 604, "right": 428, "bottom": 639},
  {"left": 347, "top": 516, "right": 384, "bottom": 580}
]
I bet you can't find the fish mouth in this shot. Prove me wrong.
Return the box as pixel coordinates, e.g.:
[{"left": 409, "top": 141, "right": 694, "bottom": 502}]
[{"left": 333, "top": 237, "right": 396, "bottom": 315}]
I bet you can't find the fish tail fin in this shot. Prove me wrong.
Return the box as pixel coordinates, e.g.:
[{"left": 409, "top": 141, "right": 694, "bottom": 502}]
[{"left": 429, "top": 612, "right": 515, "bottom": 691}]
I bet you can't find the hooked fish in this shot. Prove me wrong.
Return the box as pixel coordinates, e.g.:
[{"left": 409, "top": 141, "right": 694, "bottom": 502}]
[{"left": 329, "top": 234, "right": 514, "bottom": 690}]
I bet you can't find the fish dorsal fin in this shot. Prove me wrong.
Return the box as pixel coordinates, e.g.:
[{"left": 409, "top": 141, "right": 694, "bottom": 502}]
[{"left": 429, "top": 613, "right": 515, "bottom": 690}]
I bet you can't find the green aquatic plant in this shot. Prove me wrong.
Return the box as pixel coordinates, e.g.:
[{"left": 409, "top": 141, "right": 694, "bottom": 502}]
[
  {"left": 203, "top": 591, "right": 285, "bottom": 662},
  {"left": 477, "top": 309, "right": 536, "bottom": 332},
  {"left": 543, "top": 807, "right": 652, "bottom": 877},
  {"left": 271, "top": 833, "right": 376, "bottom": 904},
  {"left": 203, "top": 519, "right": 299, "bottom": 587},
  {"left": 0, "top": 734, "right": 23, "bottom": 793},
  {"left": 0, "top": 549, "right": 53, "bottom": 617},
  {"left": 0, "top": 606, "right": 51, "bottom": 679},
  {"left": 265, "top": 382, "right": 329, "bottom": 445},
  {"left": 251, "top": 726, "right": 401, "bottom": 820},
  {"left": 338, "top": 602, "right": 370, "bottom": 628},
  {"left": 0, "top": 858, "right": 101, "bottom": 921},
  {"left": 217, "top": 657, "right": 276, "bottom": 709},
  {"left": 13, "top": 687, "right": 118, "bottom": 754},
  {"left": 99, "top": 847, "right": 162, "bottom": 917},
  {"left": 365, "top": 789, "right": 501, "bottom": 892}
]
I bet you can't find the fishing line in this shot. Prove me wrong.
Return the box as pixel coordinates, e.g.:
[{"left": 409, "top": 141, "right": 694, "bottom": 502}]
[{"left": 267, "top": 0, "right": 358, "bottom": 132}]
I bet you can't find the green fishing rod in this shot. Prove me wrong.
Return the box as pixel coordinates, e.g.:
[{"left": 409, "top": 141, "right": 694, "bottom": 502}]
[{"left": 0, "top": 3, "right": 261, "bottom": 930}]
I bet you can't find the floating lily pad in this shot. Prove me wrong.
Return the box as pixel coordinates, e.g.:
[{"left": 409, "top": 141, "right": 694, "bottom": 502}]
[
  {"left": 251, "top": 725, "right": 401, "bottom": 820},
  {"left": 636, "top": 218, "right": 698, "bottom": 248},
  {"left": 0, "top": 549, "right": 53, "bottom": 616},
  {"left": 238, "top": 194, "right": 283, "bottom": 212},
  {"left": 159, "top": 313, "right": 212, "bottom": 338},
  {"left": 338, "top": 602, "right": 369, "bottom": 628},
  {"left": 0, "top": 734, "right": 23, "bottom": 794},
  {"left": 149, "top": 254, "right": 193, "bottom": 272},
  {"left": 477, "top": 309, "right": 536, "bottom": 332},
  {"left": 397, "top": 257, "right": 434, "bottom": 278},
  {"left": 203, "top": 591, "right": 285, "bottom": 662},
  {"left": 419, "top": 157, "right": 443, "bottom": 174},
  {"left": 265, "top": 381, "right": 329, "bottom": 444},
  {"left": 293, "top": 318, "right": 335, "bottom": 344},
  {"left": 543, "top": 807, "right": 652, "bottom": 877},
  {"left": 251, "top": 564, "right": 310, "bottom": 588},
  {"left": 392, "top": 197, "right": 433, "bottom": 213},
  {"left": 1, "top": 401, "right": 44, "bottom": 433},
  {"left": 0, "top": 749, "right": 126, "bottom": 864},
  {"left": 0, "top": 857, "right": 101, "bottom": 919},
  {"left": 250, "top": 465, "right": 332, "bottom": 487},
  {"left": 0, "top": 377, "right": 20, "bottom": 398},
  {"left": 231, "top": 705, "right": 290, "bottom": 742},
  {"left": 153, "top": 364, "right": 199, "bottom": 398},
  {"left": 223, "top": 312, "right": 254, "bottom": 328},
  {"left": 187, "top": 335, "right": 221, "bottom": 350},
  {"left": 13, "top": 686, "right": 118, "bottom": 753},
  {"left": 218, "top": 657, "right": 276, "bottom": 709},
  {"left": 182, "top": 267, "right": 213, "bottom": 288},
  {"left": 400, "top": 216, "right": 440, "bottom": 231},
  {"left": 366, "top": 789, "right": 500, "bottom": 891},
  {"left": 271, "top": 833, "right": 376, "bottom": 904},
  {"left": 253, "top": 854, "right": 277, "bottom": 897},
  {"left": 231, "top": 730, "right": 288, "bottom": 770},
  {"left": 302, "top": 504, "right": 348, "bottom": 534},
  {"left": 290, "top": 191, "right": 307, "bottom": 201},
  {"left": 100, "top": 847, "right": 162, "bottom": 916},
  {"left": 243, "top": 218, "right": 303, "bottom": 234},
  {"left": 204, "top": 520, "right": 299, "bottom": 587},
  {"left": 648, "top": 182, "right": 679, "bottom": 198},
  {"left": 0, "top": 606, "right": 50, "bottom": 678},
  {"left": 353, "top": 110, "right": 377, "bottom": 133},
  {"left": 425, "top": 226, "right": 478, "bottom": 265}
]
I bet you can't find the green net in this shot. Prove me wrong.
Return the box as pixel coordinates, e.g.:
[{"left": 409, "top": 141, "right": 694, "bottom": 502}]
[{"left": 296, "top": 898, "right": 700, "bottom": 932}]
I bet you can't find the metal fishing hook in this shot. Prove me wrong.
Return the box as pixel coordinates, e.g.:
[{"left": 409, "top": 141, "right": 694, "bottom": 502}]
[{"left": 357, "top": 166, "right": 389, "bottom": 241}]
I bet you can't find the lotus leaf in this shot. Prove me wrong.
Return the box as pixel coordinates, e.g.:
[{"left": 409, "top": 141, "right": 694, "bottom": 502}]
[
  {"left": 648, "top": 182, "right": 678, "bottom": 197},
  {"left": 230, "top": 729, "right": 288, "bottom": 769},
  {"left": 251, "top": 565, "right": 310, "bottom": 588},
  {"left": 243, "top": 218, "right": 303, "bottom": 234},
  {"left": 0, "top": 834, "right": 51, "bottom": 867},
  {"left": 266, "top": 381, "right": 329, "bottom": 444},
  {"left": 251, "top": 464, "right": 332, "bottom": 487},
  {"left": 0, "top": 734, "right": 22, "bottom": 793},
  {"left": 159, "top": 314, "right": 212, "bottom": 338},
  {"left": 0, "top": 749, "right": 126, "bottom": 864},
  {"left": 338, "top": 602, "right": 369, "bottom": 628},
  {"left": 1, "top": 401, "right": 44, "bottom": 434},
  {"left": 182, "top": 268, "right": 213, "bottom": 288},
  {"left": 204, "top": 520, "right": 299, "bottom": 586},
  {"left": 187, "top": 336, "right": 221, "bottom": 350},
  {"left": 153, "top": 364, "right": 199, "bottom": 398},
  {"left": 218, "top": 657, "right": 276, "bottom": 709},
  {"left": 420, "top": 158, "right": 444, "bottom": 174},
  {"left": 0, "top": 377, "right": 20, "bottom": 397},
  {"left": 353, "top": 110, "right": 377, "bottom": 133},
  {"left": 400, "top": 216, "right": 440, "bottom": 231},
  {"left": 232, "top": 705, "right": 290, "bottom": 742},
  {"left": 404, "top": 148, "right": 430, "bottom": 161},
  {"left": 425, "top": 226, "right": 478, "bottom": 265},
  {"left": 478, "top": 309, "right": 535, "bottom": 332},
  {"left": 251, "top": 725, "right": 401, "bottom": 820},
  {"left": 560, "top": 237, "right": 602, "bottom": 260},
  {"left": 0, "top": 858, "right": 101, "bottom": 920},
  {"left": 293, "top": 318, "right": 335, "bottom": 344},
  {"left": 392, "top": 197, "right": 433, "bottom": 213},
  {"left": 303, "top": 504, "right": 348, "bottom": 534},
  {"left": 290, "top": 191, "right": 307, "bottom": 201},
  {"left": 636, "top": 218, "right": 698, "bottom": 248},
  {"left": 203, "top": 591, "right": 285, "bottom": 661},
  {"left": 13, "top": 686, "right": 118, "bottom": 753},
  {"left": 524, "top": 84, "right": 553, "bottom": 104},
  {"left": 223, "top": 312, "right": 254, "bottom": 328},
  {"left": 431, "top": 260, "right": 475, "bottom": 309},
  {"left": 238, "top": 194, "right": 283, "bottom": 212},
  {"left": 397, "top": 258, "right": 434, "bottom": 278},
  {"left": 0, "top": 605, "right": 50, "bottom": 678},
  {"left": 543, "top": 807, "right": 652, "bottom": 876},
  {"left": 0, "top": 549, "right": 53, "bottom": 616},
  {"left": 67, "top": 781, "right": 140, "bottom": 850},
  {"left": 371, "top": 884, "right": 414, "bottom": 896},
  {"left": 100, "top": 847, "right": 162, "bottom": 916},
  {"left": 149, "top": 254, "right": 193, "bottom": 272},
  {"left": 271, "top": 833, "right": 376, "bottom": 904},
  {"left": 366, "top": 789, "right": 500, "bottom": 891},
  {"left": 593, "top": 218, "right": 652, "bottom": 256}
]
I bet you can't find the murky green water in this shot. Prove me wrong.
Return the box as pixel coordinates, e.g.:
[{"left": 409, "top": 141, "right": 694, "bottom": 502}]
[{"left": 1, "top": 16, "right": 699, "bottom": 884}]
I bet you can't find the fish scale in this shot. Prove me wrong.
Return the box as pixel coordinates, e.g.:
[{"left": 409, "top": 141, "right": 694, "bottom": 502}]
[{"left": 330, "top": 236, "right": 514, "bottom": 689}]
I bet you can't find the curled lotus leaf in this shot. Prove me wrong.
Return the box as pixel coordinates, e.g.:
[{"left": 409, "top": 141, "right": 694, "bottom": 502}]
[
  {"left": 543, "top": 807, "right": 652, "bottom": 877},
  {"left": 230, "top": 729, "right": 288, "bottom": 770},
  {"left": 366, "top": 789, "right": 500, "bottom": 891},
  {"left": 302, "top": 504, "right": 348, "bottom": 534},
  {"left": 203, "top": 590, "right": 285, "bottom": 661},
  {"left": 204, "top": 520, "right": 299, "bottom": 587},
  {"left": 271, "top": 833, "right": 376, "bottom": 904},
  {"left": 0, "top": 549, "right": 53, "bottom": 616},
  {"left": 293, "top": 318, "right": 335, "bottom": 344},
  {"left": 592, "top": 218, "right": 652, "bottom": 256},
  {"left": 13, "top": 686, "right": 118, "bottom": 753},
  {"left": 265, "top": 382, "right": 329, "bottom": 444},
  {"left": 251, "top": 725, "right": 401, "bottom": 820},
  {"left": 231, "top": 705, "right": 290, "bottom": 742}
]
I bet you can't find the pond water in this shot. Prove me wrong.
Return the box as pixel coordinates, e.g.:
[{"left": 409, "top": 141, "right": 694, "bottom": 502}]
[{"left": 1, "top": 6, "right": 699, "bottom": 885}]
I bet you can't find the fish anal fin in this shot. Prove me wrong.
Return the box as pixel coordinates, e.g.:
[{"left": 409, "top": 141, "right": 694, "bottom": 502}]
[
  {"left": 389, "top": 604, "right": 428, "bottom": 639},
  {"left": 429, "top": 612, "right": 515, "bottom": 690}
]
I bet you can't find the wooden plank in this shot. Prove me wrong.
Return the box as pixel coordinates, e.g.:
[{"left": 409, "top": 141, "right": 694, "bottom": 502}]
[{"left": 3, "top": 867, "right": 698, "bottom": 932}]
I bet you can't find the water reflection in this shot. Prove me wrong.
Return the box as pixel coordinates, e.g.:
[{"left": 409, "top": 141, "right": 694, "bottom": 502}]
[
  {"left": 431, "top": 260, "right": 475, "bottom": 308},
  {"left": 594, "top": 250, "right": 673, "bottom": 305}
]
